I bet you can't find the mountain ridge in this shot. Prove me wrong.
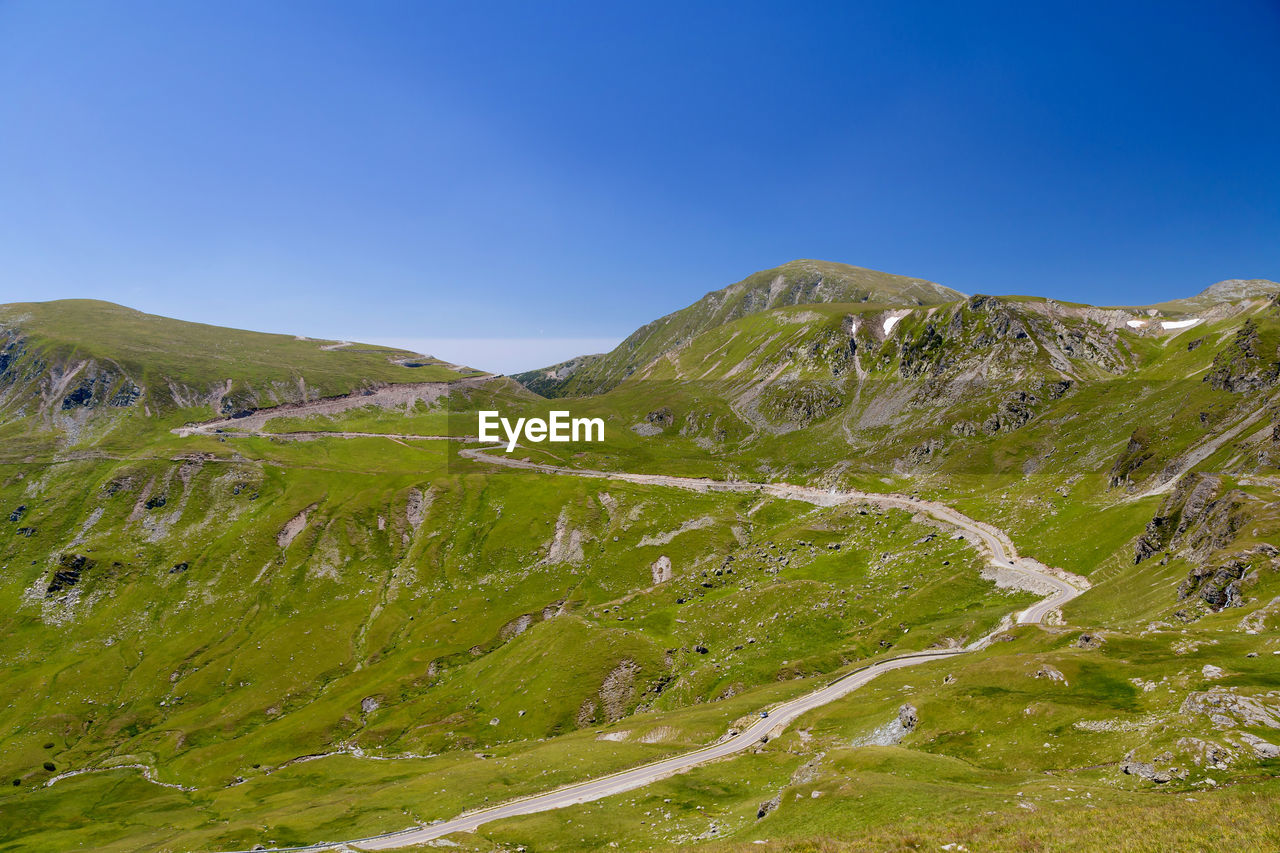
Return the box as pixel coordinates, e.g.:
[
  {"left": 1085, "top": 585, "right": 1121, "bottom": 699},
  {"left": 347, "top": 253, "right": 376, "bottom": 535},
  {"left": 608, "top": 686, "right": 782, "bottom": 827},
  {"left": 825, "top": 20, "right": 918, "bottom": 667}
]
[
  {"left": 4, "top": 271, "right": 1280, "bottom": 851},
  {"left": 514, "top": 260, "right": 964, "bottom": 396},
  {"left": 515, "top": 260, "right": 1279, "bottom": 397}
]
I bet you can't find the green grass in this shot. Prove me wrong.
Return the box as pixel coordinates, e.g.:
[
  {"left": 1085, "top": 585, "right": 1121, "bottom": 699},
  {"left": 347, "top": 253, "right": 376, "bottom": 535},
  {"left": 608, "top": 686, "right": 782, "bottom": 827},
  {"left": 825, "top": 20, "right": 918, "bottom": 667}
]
[{"left": 2, "top": 293, "right": 1279, "bottom": 851}]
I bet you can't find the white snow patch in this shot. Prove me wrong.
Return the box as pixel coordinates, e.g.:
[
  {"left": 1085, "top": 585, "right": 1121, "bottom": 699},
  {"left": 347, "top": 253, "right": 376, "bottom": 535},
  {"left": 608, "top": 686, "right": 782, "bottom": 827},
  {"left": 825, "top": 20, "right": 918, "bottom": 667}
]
[
  {"left": 883, "top": 315, "right": 903, "bottom": 334},
  {"left": 1126, "top": 319, "right": 1147, "bottom": 328},
  {"left": 1161, "top": 318, "right": 1201, "bottom": 330}
]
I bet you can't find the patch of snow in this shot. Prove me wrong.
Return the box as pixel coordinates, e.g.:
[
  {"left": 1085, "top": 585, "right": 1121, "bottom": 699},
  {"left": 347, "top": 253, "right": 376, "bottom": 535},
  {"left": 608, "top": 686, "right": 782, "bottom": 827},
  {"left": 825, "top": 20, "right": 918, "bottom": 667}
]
[
  {"left": 1161, "top": 318, "right": 1201, "bottom": 330},
  {"left": 1126, "top": 319, "right": 1147, "bottom": 328},
  {"left": 883, "top": 315, "right": 902, "bottom": 334}
]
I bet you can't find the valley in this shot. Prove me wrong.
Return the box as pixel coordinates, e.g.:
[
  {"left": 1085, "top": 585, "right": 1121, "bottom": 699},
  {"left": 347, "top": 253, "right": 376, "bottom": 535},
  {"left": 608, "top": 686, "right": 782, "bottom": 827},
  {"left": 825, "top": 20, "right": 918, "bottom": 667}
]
[{"left": 2, "top": 263, "right": 1279, "bottom": 852}]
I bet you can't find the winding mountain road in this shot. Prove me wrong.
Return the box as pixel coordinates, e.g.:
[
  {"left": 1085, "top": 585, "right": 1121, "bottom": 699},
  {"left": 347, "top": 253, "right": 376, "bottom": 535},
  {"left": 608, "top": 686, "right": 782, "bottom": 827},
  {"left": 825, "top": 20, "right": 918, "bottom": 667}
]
[{"left": 192, "top": 433, "right": 1087, "bottom": 853}]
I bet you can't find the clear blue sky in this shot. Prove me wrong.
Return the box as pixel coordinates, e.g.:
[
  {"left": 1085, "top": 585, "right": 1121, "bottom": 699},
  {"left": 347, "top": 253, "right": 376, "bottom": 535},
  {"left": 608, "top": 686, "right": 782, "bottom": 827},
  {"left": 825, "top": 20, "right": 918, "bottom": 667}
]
[{"left": 1, "top": 1, "right": 1277, "bottom": 372}]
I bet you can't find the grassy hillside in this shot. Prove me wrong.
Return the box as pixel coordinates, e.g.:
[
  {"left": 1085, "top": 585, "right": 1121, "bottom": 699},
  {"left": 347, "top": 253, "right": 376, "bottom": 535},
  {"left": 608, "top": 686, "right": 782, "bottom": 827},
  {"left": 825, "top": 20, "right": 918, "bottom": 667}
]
[
  {"left": 2, "top": 276, "right": 1279, "bottom": 852},
  {"left": 0, "top": 299, "right": 479, "bottom": 454},
  {"left": 1, "top": 431, "right": 1027, "bottom": 850}
]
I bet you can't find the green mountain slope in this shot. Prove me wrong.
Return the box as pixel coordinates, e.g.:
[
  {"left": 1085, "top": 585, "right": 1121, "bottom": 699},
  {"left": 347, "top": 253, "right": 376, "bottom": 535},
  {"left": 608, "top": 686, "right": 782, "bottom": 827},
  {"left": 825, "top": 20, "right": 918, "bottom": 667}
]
[
  {"left": 3, "top": 279, "right": 1280, "bottom": 852},
  {"left": 0, "top": 299, "right": 479, "bottom": 453},
  {"left": 514, "top": 260, "right": 963, "bottom": 397}
]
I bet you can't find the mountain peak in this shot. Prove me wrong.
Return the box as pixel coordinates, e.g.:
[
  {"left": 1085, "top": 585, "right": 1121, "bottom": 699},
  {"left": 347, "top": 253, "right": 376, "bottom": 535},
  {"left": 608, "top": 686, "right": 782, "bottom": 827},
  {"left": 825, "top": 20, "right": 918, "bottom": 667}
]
[
  {"left": 1194, "top": 278, "right": 1280, "bottom": 303},
  {"left": 515, "top": 260, "right": 963, "bottom": 396},
  {"left": 718, "top": 259, "right": 964, "bottom": 309}
]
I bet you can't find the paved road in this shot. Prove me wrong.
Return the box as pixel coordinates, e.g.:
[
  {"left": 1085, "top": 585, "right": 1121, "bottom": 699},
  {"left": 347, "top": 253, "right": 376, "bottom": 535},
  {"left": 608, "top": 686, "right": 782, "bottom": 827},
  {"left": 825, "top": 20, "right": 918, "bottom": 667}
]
[
  {"left": 355, "top": 651, "right": 964, "bottom": 850},
  {"left": 199, "top": 436, "right": 1087, "bottom": 853}
]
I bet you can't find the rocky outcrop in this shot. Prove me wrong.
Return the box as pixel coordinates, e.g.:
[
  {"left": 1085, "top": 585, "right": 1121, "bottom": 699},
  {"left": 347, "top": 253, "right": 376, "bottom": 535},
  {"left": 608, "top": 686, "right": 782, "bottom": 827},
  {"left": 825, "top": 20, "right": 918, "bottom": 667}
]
[
  {"left": 46, "top": 553, "right": 94, "bottom": 597},
  {"left": 1237, "top": 732, "right": 1280, "bottom": 759},
  {"left": 1120, "top": 758, "right": 1174, "bottom": 783},
  {"left": 1181, "top": 688, "right": 1280, "bottom": 729},
  {"left": 543, "top": 509, "right": 585, "bottom": 564},
  {"left": 1109, "top": 427, "right": 1153, "bottom": 489},
  {"left": 1177, "top": 736, "right": 1236, "bottom": 770},
  {"left": 1177, "top": 556, "right": 1252, "bottom": 609},
  {"left": 757, "top": 381, "right": 842, "bottom": 428},
  {"left": 650, "top": 556, "right": 673, "bottom": 584},
  {"left": 1134, "top": 473, "right": 1247, "bottom": 566},
  {"left": 1132, "top": 473, "right": 1261, "bottom": 610},
  {"left": 1205, "top": 320, "right": 1280, "bottom": 392},
  {"left": 1034, "top": 664, "right": 1068, "bottom": 685},
  {"left": 904, "top": 439, "right": 942, "bottom": 466},
  {"left": 645, "top": 407, "right": 674, "bottom": 428},
  {"left": 598, "top": 660, "right": 642, "bottom": 722},
  {"left": 982, "top": 389, "right": 1040, "bottom": 434},
  {"left": 851, "top": 703, "right": 918, "bottom": 747}
]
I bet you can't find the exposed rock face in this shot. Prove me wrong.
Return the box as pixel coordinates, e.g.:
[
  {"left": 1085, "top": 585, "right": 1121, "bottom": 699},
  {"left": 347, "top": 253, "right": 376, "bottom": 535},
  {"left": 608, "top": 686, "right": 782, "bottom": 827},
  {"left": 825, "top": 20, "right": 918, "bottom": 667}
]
[
  {"left": 982, "top": 389, "right": 1040, "bottom": 435},
  {"left": 1034, "top": 664, "right": 1068, "bottom": 685},
  {"left": 757, "top": 381, "right": 842, "bottom": 428},
  {"left": 544, "top": 510, "right": 585, "bottom": 564},
  {"left": 1134, "top": 473, "right": 1231, "bottom": 563},
  {"left": 1075, "top": 633, "right": 1105, "bottom": 649},
  {"left": 650, "top": 555, "right": 673, "bottom": 584},
  {"left": 1238, "top": 732, "right": 1280, "bottom": 759},
  {"left": 1178, "top": 557, "right": 1251, "bottom": 609},
  {"left": 61, "top": 378, "right": 97, "bottom": 409},
  {"left": 905, "top": 439, "right": 942, "bottom": 466},
  {"left": 598, "top": 659, "right": 642, "bottom": 722},
  {"left": 0, "top": 335, "right": 23, "bottom": 379},
  {"left": 851, "top": 704, "right": 918, "bottom": 747},
  {"left": 1205, "top": 320, "right": 1280, "bottom": 392},
  {"left": 46, "top": 553, "right": 94, "bottom": 596},
  {"left": 1178, "top": 736, "right": 1236, "bottom": 769},
  {"left": 277, "top": 506, "right": 313, "bottom": 548},
  {"left": 497, "top": 600, "right": 565, "bottom": 642},
  {"left": 1109, "top": 427, "right": 1153, "bottom": 489},
  {"left": 756, "top": 794, "right": 780, "bottom": 819},
  {"left": 405, "top": 487, "right": 431, "bottom": 530},
  {"left": 645, "top": 407, "right": 674, "bottom": 428},
  {"left": 1121, "top": 758, "right": 1173, "bottom": 783},
  {"left": 1134, "top": 473, "right": 1258, "bottom": 609},
  {"left": 1181, "top": 688, "right": 1280, "bottom": 729},
  {"left": 897, "top": 318, "right": 949, "bottom": 379},
  {"left": 109, "top": 383, "right": 142, "bottom": 407},
  {"left": 893, "top": 296, "right": 1046, "bottom": 380}
]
